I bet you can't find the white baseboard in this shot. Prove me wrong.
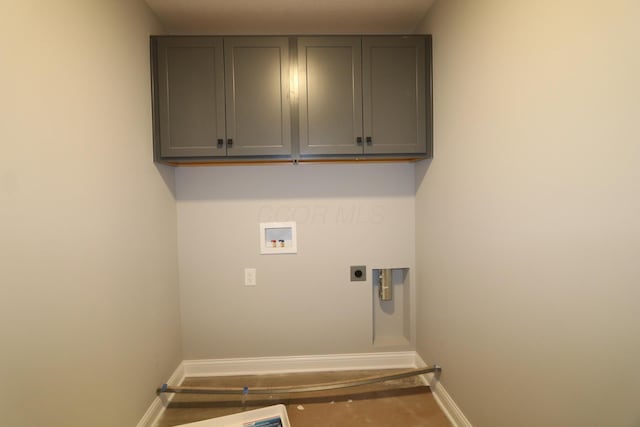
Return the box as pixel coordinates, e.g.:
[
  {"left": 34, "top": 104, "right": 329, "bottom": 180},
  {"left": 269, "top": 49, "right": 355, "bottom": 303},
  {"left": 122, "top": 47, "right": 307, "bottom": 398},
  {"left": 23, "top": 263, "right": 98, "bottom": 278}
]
[
  {"left": 182, "top": 351, "right": 418, "bottom": 377},
  {"left": 136, "top": 361, "right": 185, "bottom": 427},
  {"left": 415, "top": 354, "right": 472, "bottom": 427},
  {"left": 138, "top": 352, "right": 471, "bottom": 427}
]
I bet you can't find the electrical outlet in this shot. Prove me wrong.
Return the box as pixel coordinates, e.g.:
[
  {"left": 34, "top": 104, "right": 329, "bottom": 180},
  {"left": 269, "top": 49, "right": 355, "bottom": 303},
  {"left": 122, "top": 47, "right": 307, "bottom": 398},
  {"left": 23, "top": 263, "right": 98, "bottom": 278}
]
[
  {"left": 244, "top": 268, "right": 257, "bottom": 286},
  {"left": 350, "top": 266, "right": 366, "bottom": 282}
]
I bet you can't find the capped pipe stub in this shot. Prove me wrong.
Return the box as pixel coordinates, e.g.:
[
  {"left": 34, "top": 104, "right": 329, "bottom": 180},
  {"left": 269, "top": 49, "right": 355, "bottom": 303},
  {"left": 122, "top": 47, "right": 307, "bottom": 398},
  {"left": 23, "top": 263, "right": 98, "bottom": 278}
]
[{"left": 378, "top": 269, "right": 393, "bottom": 301}]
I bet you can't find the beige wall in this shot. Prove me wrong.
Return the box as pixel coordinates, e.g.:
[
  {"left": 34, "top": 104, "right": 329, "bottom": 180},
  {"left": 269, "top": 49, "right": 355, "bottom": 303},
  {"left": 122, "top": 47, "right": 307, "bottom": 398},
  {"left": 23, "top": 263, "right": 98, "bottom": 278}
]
[
  {"left": 415, "top": 1, "right": 640, "bottom": 426},
  {"left": 0, "top": 1, "right": 181, "bottom": 426},
  {"left": 176, "top": 163, "right": 416, "bottom": 358}
]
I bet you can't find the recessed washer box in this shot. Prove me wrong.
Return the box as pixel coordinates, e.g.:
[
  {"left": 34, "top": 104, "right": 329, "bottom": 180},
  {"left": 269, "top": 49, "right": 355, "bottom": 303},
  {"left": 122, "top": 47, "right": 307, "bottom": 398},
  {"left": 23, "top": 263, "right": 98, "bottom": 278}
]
[{"left": 260, "top": 222, "right": 297, "bottom": 255}]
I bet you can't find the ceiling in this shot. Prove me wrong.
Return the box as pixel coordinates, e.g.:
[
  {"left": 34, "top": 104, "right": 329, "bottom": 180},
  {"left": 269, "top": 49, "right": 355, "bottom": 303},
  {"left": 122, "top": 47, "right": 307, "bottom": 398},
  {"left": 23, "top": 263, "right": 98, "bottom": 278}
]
[{"left": 144, "top": 0, "right": 435, "bottom": 35}]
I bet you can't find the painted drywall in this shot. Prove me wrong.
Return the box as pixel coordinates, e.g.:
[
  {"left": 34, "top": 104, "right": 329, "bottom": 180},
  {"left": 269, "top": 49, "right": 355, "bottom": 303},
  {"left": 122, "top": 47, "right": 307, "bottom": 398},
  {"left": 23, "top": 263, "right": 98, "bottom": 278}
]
[
  {"left": 0, "top": 1, "right": 181, "bottom": 426},
  {"left": 415, "top": 1, "right": 640, "bottom": 426},
  {"left": 144, "top": 0, "right": 435, "bottom": 34},
  {"left": 176, "top": 163, "right": 416, "bottom": 358}
]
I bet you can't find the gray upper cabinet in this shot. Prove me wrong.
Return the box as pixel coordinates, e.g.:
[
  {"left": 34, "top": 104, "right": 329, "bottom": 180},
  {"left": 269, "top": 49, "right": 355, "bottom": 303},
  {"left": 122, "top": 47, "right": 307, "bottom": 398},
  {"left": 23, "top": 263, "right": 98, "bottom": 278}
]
[
  {"left": 298, "top": 36, "right": 428, "bottom": 157},
  {"left": 156, "top": 37, "right": 226, "bottom": 158},
  {"left": 153, "top": 36, "right": 291, "bottom": 159},
  {"left": 224, "top": 37, "right": 291, "bottom": 157},
  {"left": 152, "top": 35, "right": 431, "bottom": 163},
  {"left": 363, "top": 37, "right": 427, "bottom": 155},
  {"left": 298, "top": 37, "right": 363, "bottom": 155}
]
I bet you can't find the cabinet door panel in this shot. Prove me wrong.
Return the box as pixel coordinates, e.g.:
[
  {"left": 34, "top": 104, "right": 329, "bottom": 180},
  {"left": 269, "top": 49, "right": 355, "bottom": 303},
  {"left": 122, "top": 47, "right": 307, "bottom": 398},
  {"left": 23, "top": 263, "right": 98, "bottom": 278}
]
[
  {"left": 224, "top": 37, "right": 291, "bottom": 157},
  {"left": 298, "top": 37, "right": 363, "bottom": 155},
  {"left": 363, "top": 37, "right": 426, "bottom": 154},
  {"left": 157, "top": 37, "right": 226, "bottom": 158}
]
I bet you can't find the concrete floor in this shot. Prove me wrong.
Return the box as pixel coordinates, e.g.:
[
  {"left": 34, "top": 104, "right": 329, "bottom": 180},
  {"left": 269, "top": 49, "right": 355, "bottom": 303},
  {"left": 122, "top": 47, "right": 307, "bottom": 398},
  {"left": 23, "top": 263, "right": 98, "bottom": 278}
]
[{"left": 157, "top": 369, "right": 452, "bottom": 427}]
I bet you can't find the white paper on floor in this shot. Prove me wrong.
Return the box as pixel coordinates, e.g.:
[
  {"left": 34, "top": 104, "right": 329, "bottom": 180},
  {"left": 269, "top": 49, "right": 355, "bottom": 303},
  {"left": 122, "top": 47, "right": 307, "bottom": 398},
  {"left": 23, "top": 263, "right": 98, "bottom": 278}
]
[{"left": 173, "top": 404, "right": 291, "bottom": 427}]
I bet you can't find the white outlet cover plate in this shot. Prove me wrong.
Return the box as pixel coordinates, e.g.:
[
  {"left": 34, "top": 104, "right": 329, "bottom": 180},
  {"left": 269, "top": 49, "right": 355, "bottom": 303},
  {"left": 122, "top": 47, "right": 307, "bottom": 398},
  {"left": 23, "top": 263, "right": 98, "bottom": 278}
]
[{"left": 244, "top": 268, "right": 257, "bottom": 286}]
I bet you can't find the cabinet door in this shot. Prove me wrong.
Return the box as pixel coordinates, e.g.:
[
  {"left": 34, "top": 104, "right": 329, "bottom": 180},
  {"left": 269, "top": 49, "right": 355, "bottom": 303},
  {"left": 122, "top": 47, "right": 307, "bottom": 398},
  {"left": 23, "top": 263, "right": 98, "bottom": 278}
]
[
  {"left": 298, "top": 37, "right": 363, "bottom": 155},
  {"left": 156, "top": 37, "right": 226, "bottom": 158},
  {"left": 362, "top": 37, "right": 426, "bottom": 154},
  {"left": 224, "top": 37, "right": 291, "bottom": 157}
]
